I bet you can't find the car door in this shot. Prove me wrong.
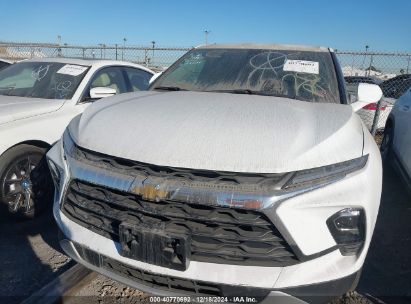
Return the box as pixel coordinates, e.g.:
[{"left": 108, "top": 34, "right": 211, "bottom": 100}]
[{"left": 393, "top": 88, "right": 411, "bottom": 174}]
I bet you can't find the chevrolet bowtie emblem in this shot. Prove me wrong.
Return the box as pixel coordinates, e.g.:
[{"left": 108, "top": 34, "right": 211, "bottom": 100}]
[{"left": 130, "top": 177, "right": 169, "bottom": 201}]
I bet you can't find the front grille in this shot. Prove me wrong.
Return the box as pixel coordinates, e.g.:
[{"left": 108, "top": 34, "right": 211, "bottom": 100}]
[
  {"left": 74, "top": 145, "right": 287, "bottom": 191},
  {"left": 75, "top": 243, "right": 270, "bottom": 300},
  {"left": 62, "top": 179, "right": 298, "bottom": 267}
]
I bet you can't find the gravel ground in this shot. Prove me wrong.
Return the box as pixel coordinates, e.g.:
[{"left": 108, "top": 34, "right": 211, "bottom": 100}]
[
  {"left": 0, "top": 207, "right": 72, "bottom": 303},
  {"left": 63, "top": 274, "right": 150, "bottom": 304},
  {"left": 1, "top": 159, "right": 409, "bottom": 304}
]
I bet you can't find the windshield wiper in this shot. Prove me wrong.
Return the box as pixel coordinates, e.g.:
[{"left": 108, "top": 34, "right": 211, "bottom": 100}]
[
  {"left": 209, "top": 89, "right": 259, "bottom": 95},
  {"left": 153, "top": 86, "right": 186, "bottom": 91},
  {"left": 207, "top": 89, "right": 311, "bottom": 101},
  {"left": 208, "top": 89, "right": 283, "bottom": 97}
]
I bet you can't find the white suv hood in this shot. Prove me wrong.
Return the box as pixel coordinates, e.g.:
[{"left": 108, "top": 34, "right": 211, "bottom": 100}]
[
  {"left": 71, "top": 91, "right": 364, "bottom": 173},
  {"left": 0, "top": 95, "right": 65, "bottom": 125}
]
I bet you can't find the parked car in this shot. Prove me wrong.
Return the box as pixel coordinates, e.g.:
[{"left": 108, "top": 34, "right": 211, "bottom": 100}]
[
  {"left": 360, "top": 72, "right": 411, "bottom": 131},
  {"left": 381, "top": 88, "right": 411, "bottom": 189},
  {"left": 48, "top": 44, "right": 383, "bottom": 303},
  {"left": 380, "top": 74, "right": 411, "bottom": 99},
  {"left": 0, "top": 58, "right": 154, "bottom": 218},
  {"left": 0, "top": 58, "right": 12, "bottom": 70},
  {"left": 355, "top": 74, "right": 411, "bottom": 131},
  {"left": 356, "top": 96, "right": 393, "bottom": 131},
  {"left": 344, "top": 75, "right": 382, "bottom": 85}
]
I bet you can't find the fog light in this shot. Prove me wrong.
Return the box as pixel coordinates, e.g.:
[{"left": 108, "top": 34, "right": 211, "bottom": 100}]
[{"left": 327, "top": 208, "right": 365, "bottom": 255}]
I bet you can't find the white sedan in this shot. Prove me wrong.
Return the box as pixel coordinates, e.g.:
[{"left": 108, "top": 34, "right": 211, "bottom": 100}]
[
  {"left": 381, "top": 87, "right": 411, "bottom": 189},
  {"left": 0, "top": 58, "right": 154, "bottom": 218}
]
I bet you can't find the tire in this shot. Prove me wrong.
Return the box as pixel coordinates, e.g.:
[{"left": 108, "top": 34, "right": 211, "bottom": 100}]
[
  {"left": 380, "top": 124, "right": 393, "bottom": 162},
  {"left": 0, "top": 144, "right": 53, "bottom": 219}
]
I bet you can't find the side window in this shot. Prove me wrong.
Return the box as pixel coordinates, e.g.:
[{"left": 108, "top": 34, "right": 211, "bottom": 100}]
[
  {"left": 124, "top": 67, "right": 152, "bottom": 91},
  {"left": 89, "top": 66, "right": 127, "bottom": 95}
]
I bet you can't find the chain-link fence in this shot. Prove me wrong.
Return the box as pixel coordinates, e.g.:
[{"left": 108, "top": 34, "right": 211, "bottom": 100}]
[
  {"left": 0, "top": 41, "right": 191, "bottom": 71},
  {"left": 1, "top": 41, "right": 410, "bottom": 134},
  {"left": 336, "top": 50, "right": 411, "bottom": 134}
]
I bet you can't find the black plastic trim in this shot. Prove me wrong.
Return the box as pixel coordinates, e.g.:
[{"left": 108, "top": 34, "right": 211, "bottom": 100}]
[
  {"left": 62, "top": 180, "right": 299, "bottom": 268},
  {"left": 330, "top": 51, "right": 349, "bottom": 105}
]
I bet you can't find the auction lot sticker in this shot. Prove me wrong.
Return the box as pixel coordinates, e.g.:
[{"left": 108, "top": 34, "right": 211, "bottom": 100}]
[
  {"left": 57, "top": 64, "right": 88, "bottom": 76},
  {"left": 283, "top": 60, "right": 319, "bottom": 74}
]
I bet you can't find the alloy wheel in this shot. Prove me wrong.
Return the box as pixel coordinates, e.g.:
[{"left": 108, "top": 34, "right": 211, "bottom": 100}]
[{"left": 1, "top": 153, "right": 50, "bottom": 215}]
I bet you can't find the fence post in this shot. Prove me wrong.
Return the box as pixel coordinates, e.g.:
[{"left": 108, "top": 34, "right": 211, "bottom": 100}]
[
  {"left": 367, "top": 55, "right": 374, "bottom": 76},
  {"left": 115, "top": 44, "right": 118, "bottom": 60},
  {"left": 82, "top": 48, "right": 85, "bottom": 58},
  {"left": 370, "top": 96, "right": 383, "bottom": 136}
]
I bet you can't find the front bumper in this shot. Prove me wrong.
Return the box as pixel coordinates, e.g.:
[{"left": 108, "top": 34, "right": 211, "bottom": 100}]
[
  {"left": 47, "top": 130, "right": 381, "bottom": 301},
  {"left": 58, "top": 235, "right": 360, "bottom": 304}
]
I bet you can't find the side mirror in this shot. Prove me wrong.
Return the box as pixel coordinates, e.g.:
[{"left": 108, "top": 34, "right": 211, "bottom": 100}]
[
  {"left": 89, "top": 87, "right": 117, "bottom": 99},
  {"left": 351, "top": 83, "right": 383, "bottom": 112},
  {"left": 149, "top": 72, "right": 162, "bottom": 85}
]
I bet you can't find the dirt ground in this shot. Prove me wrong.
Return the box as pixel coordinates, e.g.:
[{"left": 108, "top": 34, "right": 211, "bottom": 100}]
[{"left": 1, "top": 162, "right": 410, "bottom": 304}]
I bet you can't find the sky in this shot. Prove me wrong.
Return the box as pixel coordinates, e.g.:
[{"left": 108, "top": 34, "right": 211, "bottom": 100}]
[{"left": 1, "top": 0, "right": 410, "bottom": 51}]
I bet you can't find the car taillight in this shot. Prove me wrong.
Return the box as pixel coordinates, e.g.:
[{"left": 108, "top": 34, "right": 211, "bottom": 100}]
[{"left": 362, "top": 103, "right": 386, "bottom": 111}]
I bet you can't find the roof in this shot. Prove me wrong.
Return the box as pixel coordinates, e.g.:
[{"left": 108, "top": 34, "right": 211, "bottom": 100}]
[
  {"left": 22, "top": 57, "right": 154, "bottom": 73},
  {"left": 196, "top": 43, "right": 331, "bottom": 52}
]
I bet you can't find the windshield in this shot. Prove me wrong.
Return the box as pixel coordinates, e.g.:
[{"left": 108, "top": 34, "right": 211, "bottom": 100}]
[
  {"left": 153, "top": 48, "right": 341, "bottom": 103},
  {"left": 0, "top": 62, "right": 89, "bottom": 99}
]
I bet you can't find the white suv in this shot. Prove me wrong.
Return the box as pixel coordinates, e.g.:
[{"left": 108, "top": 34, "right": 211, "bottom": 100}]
[
  {"left": 48, "top": 44, "right": 383, "bottom": 303},
  {"left": 0, "top": 58, "right": 154, "bottom": 217}
]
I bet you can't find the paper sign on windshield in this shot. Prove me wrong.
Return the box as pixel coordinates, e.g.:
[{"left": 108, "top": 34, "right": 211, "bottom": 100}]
[
  {"left": 283, "top": 60, "right": 319, "bottom": 74},
  {"left": 57, "top": 65, "right": 88, "bottom": 76}
]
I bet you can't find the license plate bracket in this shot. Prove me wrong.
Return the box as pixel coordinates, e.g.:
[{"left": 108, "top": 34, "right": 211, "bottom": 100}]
[{"left": 119, "top": 222, "right": 190, "bottom": 271}]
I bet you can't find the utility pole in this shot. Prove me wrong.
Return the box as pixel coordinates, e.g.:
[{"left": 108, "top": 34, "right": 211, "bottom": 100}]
[
  {"left": 98, "top": 43, "right": 103, "bottom": 58},
  {"left": 361, "top": 45, "right": 369, "bottom": 75},
  {"left": 122, "top": 38, "right": 127, "bottom": 60},
  {"left": 151, "top": 41, "right": 156, "bottom": 64},
  {"left": 204, "top": 30, "right": 211, "bottom": 45},
  {"left": 365, "top": 45, "right": 369, "bottom": 76},
  {"left": 57, "top": 35, "right": 62, "bottom": 57}
]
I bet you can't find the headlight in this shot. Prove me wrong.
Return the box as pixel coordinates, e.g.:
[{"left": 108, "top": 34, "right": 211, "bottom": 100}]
[
  {"left": 282, "top": 155, "right": 368, "bottom": 191},
  {"left": 327, "top": 208, "right": 366, "bottom": 255},
  {"left": 62, "top": 128, "right": 77, "bottom": 159},
  {"left": 47, "top": 158, "right": 62, "bottom": 192}
]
